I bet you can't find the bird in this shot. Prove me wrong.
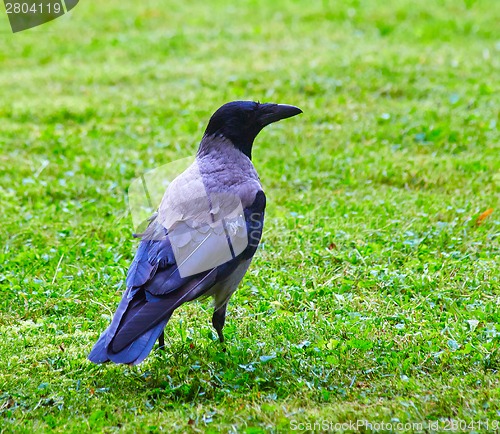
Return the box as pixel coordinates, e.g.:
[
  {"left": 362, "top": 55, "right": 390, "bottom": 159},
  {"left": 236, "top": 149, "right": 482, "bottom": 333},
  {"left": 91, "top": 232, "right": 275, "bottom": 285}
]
[{"left": 88, "top": 101, "right": 302, "bottom": 365}]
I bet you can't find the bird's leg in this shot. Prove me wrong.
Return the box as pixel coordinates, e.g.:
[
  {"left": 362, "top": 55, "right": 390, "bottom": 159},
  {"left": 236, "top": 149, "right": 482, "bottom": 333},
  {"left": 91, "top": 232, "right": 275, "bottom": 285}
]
[
  {"left": 158, "top": 331, "right": 165, "bottom": 351},
  {"left": 212, "top": 303, "right": 228, "bottom": 344}
]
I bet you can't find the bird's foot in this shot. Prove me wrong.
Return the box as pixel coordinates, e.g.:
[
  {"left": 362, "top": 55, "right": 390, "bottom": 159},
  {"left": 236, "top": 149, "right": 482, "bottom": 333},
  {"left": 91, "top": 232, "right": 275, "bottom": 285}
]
[{"left": 158, "top": 331, "right": 165, "bottom": 352}]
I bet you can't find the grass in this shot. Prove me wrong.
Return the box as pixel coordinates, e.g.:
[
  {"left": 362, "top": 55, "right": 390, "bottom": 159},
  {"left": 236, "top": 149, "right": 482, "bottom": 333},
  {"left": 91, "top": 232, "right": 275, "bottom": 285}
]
[{"left": 0, "top": 0, "right": 499, "bottom": 432}]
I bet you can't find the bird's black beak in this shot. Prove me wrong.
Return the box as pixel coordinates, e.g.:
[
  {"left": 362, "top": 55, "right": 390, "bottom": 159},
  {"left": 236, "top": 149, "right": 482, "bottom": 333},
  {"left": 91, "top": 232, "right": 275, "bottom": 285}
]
[{"left": 258, "top": 104, "right": 303, "bottom": 127}]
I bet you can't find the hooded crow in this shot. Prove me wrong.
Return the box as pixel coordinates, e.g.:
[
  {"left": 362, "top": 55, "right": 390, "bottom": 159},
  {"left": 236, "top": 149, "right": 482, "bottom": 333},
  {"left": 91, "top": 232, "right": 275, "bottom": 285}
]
[{"left": 88, "top": 101, "right": 302, "bottom": 365}]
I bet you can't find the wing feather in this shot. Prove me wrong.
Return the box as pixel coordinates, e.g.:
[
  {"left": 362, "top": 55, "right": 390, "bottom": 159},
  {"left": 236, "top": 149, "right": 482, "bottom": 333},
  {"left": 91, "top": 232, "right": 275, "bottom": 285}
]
[{"left": 89, "top": 186, "right": 266, "bottom": 365}]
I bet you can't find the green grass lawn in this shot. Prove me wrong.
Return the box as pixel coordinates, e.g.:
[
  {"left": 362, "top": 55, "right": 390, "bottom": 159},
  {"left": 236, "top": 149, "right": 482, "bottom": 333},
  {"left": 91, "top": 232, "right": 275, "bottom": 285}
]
[{"left": 1, "top": 0, "right": 499, "bottom": 432}]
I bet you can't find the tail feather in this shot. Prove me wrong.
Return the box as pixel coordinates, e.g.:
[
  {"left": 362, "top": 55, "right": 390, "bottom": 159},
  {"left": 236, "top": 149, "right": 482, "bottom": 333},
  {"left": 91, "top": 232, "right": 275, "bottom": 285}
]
[
  {"left": 110, "top": 298, "right": 179, "bottom": 353},
  {"left": 88, "top": 316, "right": 171, "bottom": 365},
  {"left": 88, "top": 271, "right": 217, "bottom": 365},
  {"left": 89, "top": 246, "right": 223, "bottom": 365},
  {"left": 88, "top": 330, "right": 110, "bottom": 364},
  {"left": 108, "top": 319, "right": 169, "bottom": 365},
  {"left": 88, "top": 288, "right": 136, "bottom": 364}
]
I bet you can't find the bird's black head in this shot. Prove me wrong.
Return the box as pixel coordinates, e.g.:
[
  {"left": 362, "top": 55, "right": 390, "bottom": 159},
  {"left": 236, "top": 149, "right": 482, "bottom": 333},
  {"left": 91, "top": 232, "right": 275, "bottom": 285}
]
[{"left": 203, "top": 101, "right": 302, "bottom": 159}]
